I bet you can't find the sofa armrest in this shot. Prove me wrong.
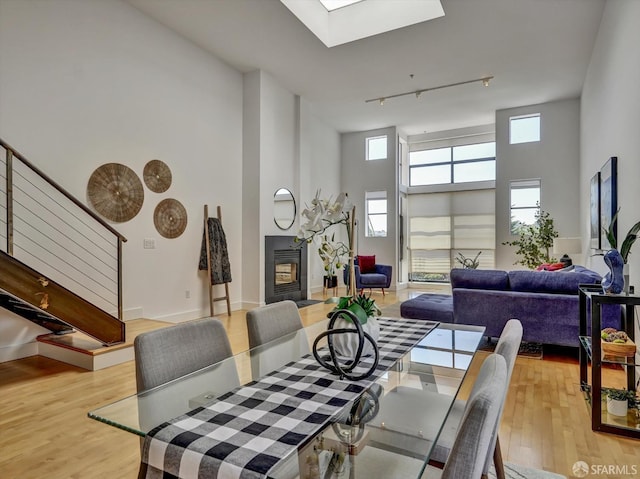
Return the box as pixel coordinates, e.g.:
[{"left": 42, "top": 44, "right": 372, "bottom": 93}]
[
  {"left": 375, "top": 264, "right": 392, "bottom": 280},
  {"left": 343, "top": 264, "right": 362, "bottom": 286}
]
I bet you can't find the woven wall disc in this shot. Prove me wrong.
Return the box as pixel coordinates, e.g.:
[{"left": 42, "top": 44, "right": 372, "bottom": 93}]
[
  {"left": 143, "top": 159, "right": 172, "bottom": 193},
  {"left": 87, "top": 163, "right": 144, "bottom": 223},
  {"left": 154, "top": 198, "right": 187, "bottom": 238}
]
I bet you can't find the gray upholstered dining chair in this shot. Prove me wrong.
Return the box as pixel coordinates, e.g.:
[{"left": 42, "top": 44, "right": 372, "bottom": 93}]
[
  {"left": 246, "top": 299, "right": 304, "bottom": 348},
  {"left": 134, "top": 317, "right": 234, "bottom": 392},
  {"left": 246, "top": 300, "right": 310, "bottom": 378},
  {"left": 440, "top": 353, "right": 508, "bottom": 479},
  {"left": 134, "top": 317, "right": 238, "bottom": 477},
  {"left": 430, "top": 319, "right": 523, "bottom": 479}
]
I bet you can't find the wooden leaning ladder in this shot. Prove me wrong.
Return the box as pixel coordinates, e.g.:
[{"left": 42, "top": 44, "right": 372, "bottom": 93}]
[{"left": 204, "top": 205, "right": 231, "bottom": 316}]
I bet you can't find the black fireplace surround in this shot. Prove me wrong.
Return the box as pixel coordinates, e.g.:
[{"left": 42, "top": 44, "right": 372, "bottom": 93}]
[{"left": 265, "top": 236, "right": 307, "bottom": 304}]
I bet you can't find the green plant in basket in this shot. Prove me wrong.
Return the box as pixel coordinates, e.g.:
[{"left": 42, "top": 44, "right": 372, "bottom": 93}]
[
  {"left": 603, "top": 387, "right": 638, "bottom": 404},
  {"left": 330, "top": 293, "right": 381, "bottom": 325}
]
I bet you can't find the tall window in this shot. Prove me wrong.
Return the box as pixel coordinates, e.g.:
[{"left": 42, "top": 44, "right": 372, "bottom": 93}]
[
  {"left": 366, "top": 135, "right": 387, "bottom": 161},
  {"left": 509, "top": 114, "right": 540, "bottom": 144},
  {"left": 409, "top": 142, "right": 495, "bottom": 186},
  {"left": 408, "top": 190, "right": 495, "bottom": 282},
  {"left": 366, "top": 191, "right": 387, "bottom": 237},
  {"left": 509, "top": 179, "right": 541, "bottom": 234}
]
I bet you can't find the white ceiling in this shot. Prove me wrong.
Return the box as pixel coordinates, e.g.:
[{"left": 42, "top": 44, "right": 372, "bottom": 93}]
[{"left": 125, "top": 0, "right": 605, "bottom": 136}]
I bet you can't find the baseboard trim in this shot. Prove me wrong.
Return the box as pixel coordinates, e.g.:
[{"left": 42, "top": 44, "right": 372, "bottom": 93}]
[
  {"left": 0, "top": 342, "right": 38, "bottom": 363},
  {"left": 151, "top": 301, "right": 243, "bottom": 323},
  {"left": 123, "top": 307, "right": 144, "bottom": 320}
]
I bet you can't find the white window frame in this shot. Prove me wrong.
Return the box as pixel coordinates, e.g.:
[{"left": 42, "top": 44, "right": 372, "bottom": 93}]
[
  {"left": 366, "top": 135, "right": 388, "bottom": 161},
  {"left": 509, "top": 179, "right": 541, "bottom": 234},
  {"left": 408, "top": 141, "right": 495, "bottom": 186},
  {"left": 509, "top": 113, "right": 541, "bottom": 144},
  {"left": 365, "top": 191, "right": 387, "bottom": 237}
]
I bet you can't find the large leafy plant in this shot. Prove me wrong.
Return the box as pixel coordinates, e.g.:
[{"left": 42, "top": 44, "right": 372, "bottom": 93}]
[
  {"left": 603, "top": 209, "right": 640, "bottom": 263},
  {"left": 502, "top": 209, "right": 558, "bottom": 269},
  {"left": 331, "top": 293, "right": 382, "bottom": 325}
]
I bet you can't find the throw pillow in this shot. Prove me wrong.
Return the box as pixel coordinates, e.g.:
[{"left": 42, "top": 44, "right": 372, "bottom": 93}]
[{"left": 358, "top": 255, "right": 376, "bottom": 274}]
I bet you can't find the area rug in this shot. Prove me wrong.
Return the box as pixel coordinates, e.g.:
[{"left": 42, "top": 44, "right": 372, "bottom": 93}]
[
  {"left": 479, "top": 336, "right": 543, "bottom": 359},
  {"left": 295, "top": 299, "right": 322, "bottom": 309}
]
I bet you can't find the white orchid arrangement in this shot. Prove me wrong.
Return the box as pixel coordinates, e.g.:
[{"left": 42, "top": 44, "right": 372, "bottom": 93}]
[
  {"left": 295, "top": 191, "right": 354, "bottom": 278},
  {"left": 318, "top": 234, "right": 349, "bottom": 276}
]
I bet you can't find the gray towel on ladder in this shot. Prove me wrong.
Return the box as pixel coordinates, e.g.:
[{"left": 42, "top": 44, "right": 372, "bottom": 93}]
[{"left": 199, "top": 218, "right": 232, "bottom": 285}]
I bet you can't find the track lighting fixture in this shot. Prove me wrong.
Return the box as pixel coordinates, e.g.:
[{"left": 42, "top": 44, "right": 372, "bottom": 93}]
[{"left": 366, "top": 75, "right": 494, "bottom": 105}]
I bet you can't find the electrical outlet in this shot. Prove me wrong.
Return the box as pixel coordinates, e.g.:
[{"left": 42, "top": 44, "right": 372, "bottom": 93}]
[
  {"left": 185, "top": 290, "right": 191, "bottom": 299},
  {"left": 143, "top": 238, "right": 155, "bottom": 249}
]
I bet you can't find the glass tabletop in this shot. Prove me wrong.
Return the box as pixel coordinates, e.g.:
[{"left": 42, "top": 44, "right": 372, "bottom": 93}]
[
  {"left": 89, "top": 319, "right": 485, "bottom": 478},
  {"left": 88, "top": 320, "right": 330, "bottom": 437},
  {"left": 284, "top": 323, "right": 485, "bottom": 479}
]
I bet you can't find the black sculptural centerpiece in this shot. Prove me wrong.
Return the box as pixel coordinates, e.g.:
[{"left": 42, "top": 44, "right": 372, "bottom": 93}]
[{"left": 313, "top": 308, "right": 379, "bottom": 381}]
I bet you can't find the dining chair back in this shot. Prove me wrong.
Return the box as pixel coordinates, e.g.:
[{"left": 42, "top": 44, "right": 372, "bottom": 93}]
[
  {"left": 429, "top": 319, "right": 523, "bottom": 479},
  {"left": 486, "top": 319, "right": 523, "bottom": 478},
  {"left": 246, "top": 299, "right": 304, "bottom": 348},
  {"left": 441, "top": 353, "right": 508, "bottom": 479},
  {"left": 134, "top": 317, "right": 234, "bottom": 392},
  {"left": 246, "top": 300, "right": 309, "bottom": 378}
]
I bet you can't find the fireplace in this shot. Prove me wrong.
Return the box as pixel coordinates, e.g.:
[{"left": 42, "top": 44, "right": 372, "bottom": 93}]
[{"left": 265, "top": 236, "right": 307, "bottom": 304}]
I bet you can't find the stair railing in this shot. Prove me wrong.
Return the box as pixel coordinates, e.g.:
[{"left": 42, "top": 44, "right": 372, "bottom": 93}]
[{"left": 0, "top": 138, "right": 126, "bottom": 320}]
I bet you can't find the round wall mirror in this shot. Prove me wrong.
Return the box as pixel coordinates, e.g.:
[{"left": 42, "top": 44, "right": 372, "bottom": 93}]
[{"left": 274, "top": 188, "right": 296, "bottom": 230}]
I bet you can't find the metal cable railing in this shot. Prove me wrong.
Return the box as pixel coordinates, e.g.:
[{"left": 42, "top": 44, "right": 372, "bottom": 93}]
[{"left": 0, "top": 138, "right": 126, "bottom": 319}]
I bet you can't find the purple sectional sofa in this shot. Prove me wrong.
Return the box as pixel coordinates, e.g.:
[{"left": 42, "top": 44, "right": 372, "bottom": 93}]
[{"left": 449, "top": 267, "right": 621, "bottom": 347}]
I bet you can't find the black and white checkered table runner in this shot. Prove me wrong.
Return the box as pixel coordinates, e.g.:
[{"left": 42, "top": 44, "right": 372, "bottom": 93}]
[{"left": 142, "top": 318, "right": 438, "bottom": 479}]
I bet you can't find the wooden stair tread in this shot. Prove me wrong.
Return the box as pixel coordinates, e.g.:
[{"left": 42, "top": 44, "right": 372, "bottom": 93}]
[
  {"left": 37, "top": 332, "right": 129, "bottom": 356},
  {"left": 36, "top": 319, "right": 173, "bottom": 356}
]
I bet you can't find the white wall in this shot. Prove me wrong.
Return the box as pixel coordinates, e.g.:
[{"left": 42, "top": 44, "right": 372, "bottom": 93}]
[
  {"left": 341, "top": 127, "right": 398, "bottom": 284},
  {"left": 301, "top": 103, "right": 342, "bottom": 293},
  {"left": 581, "top": 0, "right": 640, "bottom": 278},
  {"left": 495, "top": 99, "right": 581, "bottom": 269},
  {"left": 0, "top": 0, "right": 243, "bottom": 356},
  {"left": 241, "top": 71, "right": 341, "bottom": 304}
]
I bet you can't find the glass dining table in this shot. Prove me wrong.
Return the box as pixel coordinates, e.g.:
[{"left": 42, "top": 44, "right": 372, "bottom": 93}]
[{"left": 89, "top": 317, "right": 485, "bottom": 479}]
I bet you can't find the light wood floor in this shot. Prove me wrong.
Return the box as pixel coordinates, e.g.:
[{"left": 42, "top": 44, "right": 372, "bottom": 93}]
[{"left": 1, "top": 287, "right": 638, "bottom": 478}]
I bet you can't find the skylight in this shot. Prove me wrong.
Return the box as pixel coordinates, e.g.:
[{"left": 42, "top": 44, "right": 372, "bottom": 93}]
[
  {"left": 280, "top": 0, "right": 444, "bottom": 47},
  {"left": 318, "top": 0, "right": 363, "bottom": 12}
]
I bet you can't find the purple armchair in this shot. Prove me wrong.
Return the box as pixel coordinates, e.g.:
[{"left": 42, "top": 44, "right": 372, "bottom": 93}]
[{"left": 343, "top": 258, "right": 392, "bottom": 295}]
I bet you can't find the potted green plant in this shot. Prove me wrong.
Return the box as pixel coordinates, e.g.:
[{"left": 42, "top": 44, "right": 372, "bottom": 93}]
[
  {"left": 502, "top": 208, "right": 559, "bottom": 269},
  {"left": 603, "top": 387, "right": 636, "bottom": 416},
  {"left": 329, "top": 293, "right": 381, "bottom": 357},
  {"left": 455, "top": 251, "right": 481, "bottom": 269}
]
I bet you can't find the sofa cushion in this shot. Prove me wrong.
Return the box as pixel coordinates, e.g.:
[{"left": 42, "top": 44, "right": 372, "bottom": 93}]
[
  {"left": 508, "top": 268, "right": 602, "bottom": 295},
  {"left": 358, "top": 255, "right": 376, "bottom": 274},
  {"left": 358, "top": 272, "right": 387, "bottom": 286},
  {"left": 450, "top": 268, "right": 509, "bottom": 291},
  {"left": 400, "top": 294, "right": 454, "bottom": 323}
]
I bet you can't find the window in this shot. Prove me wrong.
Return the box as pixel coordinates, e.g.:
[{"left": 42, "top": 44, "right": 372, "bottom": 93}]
[
  {"left": 509, "top": 179, "right": 541, "bottom": 234},
  {"left": 509, "top": 114, "right": 540, "bottom": 144},
  {"left": 409, "top": 142, "right": 495, "bottom": 186},
  {"left": 366, "top": 191, "right": 387, "bottom": 237},
  {"left": 407, "top": 189, "right": 495, "bottom": 282},
  {"left": 366, "top": 135, "right": 387, "bottom": 161}
]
